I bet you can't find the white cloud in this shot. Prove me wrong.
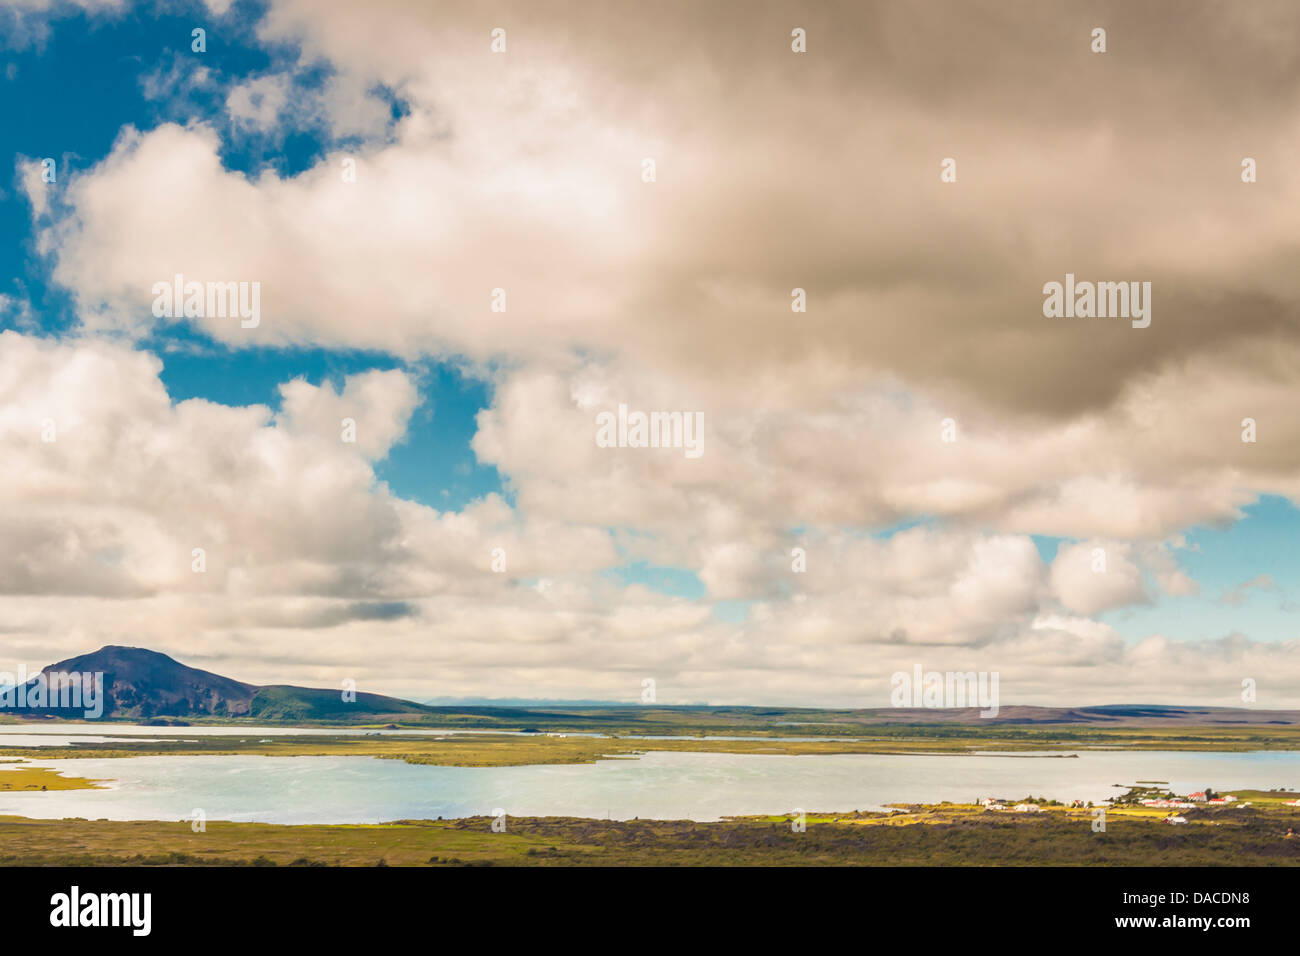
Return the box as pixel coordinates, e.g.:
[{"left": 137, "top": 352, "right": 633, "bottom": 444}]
[
  {"left": 1050, "top": 541, "right": 1147, "bottom": 616},
  {"left": 276, "top": 369, "right": 418, "bottom": 459},
  {"left": 8, "top": 0, "right": 1300, "bottom": 705},
  {"left": 226, "top": 75, "right": 291, "bottom": 131}
]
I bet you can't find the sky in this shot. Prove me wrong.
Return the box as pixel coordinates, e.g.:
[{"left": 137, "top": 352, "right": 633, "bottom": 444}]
[{"left": 2, "top": 0, "right": 1299, "bottom": 706}]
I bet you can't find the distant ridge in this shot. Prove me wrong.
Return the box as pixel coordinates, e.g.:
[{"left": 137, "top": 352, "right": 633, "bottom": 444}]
[
  {"left": 13, "top": 646, "right": 1300, "bottom": 727},
  {"left": 420, "top": 697, "right": 621, "bottom": 707},
  {"left": 793, "top": 704, "right": 1300, "bottom": 726}
]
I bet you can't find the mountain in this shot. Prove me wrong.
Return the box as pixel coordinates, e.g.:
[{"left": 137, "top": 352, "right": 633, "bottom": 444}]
[{"left": 24, "top": 645, "right": 436, "bottom": 722}]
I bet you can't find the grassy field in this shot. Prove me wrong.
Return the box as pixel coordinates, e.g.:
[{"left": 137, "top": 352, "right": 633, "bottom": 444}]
[
  {"left": 4, "top": 705, "right": 1300, "bottom": 742},
  {"left": 1, "top": 798, "right": 1297, "bottom": 866},
  {"left": 0, "top": 764, "right": 104, "bottom": 791},
  {"left": 3, "top": 723, "right": 1300, "bottom": 767}
]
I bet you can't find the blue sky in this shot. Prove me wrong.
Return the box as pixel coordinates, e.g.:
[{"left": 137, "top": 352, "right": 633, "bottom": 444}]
[
  {"left": 3, "top": 0, "right": 1299, "bottom": 706},
  {"left": 0, "top": 0, "right": 503, "bottom": 511},
  {"left": 1097, "top": 496, "right": 1300, "bottom": 644},
  {"left": 3, "top": 3, "right": 1298, "bottom": 631},
  {"left": 1022, "top": 497, "right": 1300, "bottom": 644},
  {"left": 0, "top": 1, "right": 717, "bottom": 610}
]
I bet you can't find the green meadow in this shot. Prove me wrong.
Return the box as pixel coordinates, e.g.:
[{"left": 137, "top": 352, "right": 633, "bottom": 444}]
[{"left": 1, "top": 797, "right": 1297, "bottom": 866}]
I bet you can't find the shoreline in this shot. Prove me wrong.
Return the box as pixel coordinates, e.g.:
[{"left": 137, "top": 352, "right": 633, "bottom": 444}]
[{"left": 1, "top": 795, "right": 1297, "bottom": 866}]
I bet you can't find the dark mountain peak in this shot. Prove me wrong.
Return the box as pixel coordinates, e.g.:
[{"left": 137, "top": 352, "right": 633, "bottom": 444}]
[
  {"left": 45, "top": 644, "right": 254, "bottom": 691},
  {"left": 37, "top": 645, "right": 255, "bottom": 719},
  {"left": 56, "top": 644, "right": 172, "bottom": 662},
  {"left": 27, "top": 645, "right": 434, "bottom": 722}
]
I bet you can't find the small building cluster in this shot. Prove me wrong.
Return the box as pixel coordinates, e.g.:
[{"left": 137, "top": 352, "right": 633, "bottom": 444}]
[
  {"left": 978, "top": 797, "right": 1048, "bottom": 812},
  {"left": 1141, "top": 790, "right": 1237, "bottom": 808}
]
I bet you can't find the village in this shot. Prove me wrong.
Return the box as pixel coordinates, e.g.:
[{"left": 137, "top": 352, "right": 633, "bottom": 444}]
[{"left": 975, "top": 786, "right": 1250, "bottom": 825}]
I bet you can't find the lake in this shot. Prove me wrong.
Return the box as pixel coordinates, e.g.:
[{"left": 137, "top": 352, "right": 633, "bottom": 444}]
[{"left": 2, "top": 746, "right": 1298, "bottom": 824}]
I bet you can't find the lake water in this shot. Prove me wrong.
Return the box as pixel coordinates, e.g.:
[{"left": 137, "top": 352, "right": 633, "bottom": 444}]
[{"left": 2, "top": 748, "right": 1298, "bottom": 824}]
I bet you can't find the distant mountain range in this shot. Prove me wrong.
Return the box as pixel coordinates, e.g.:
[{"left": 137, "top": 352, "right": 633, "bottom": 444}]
[
  {"left": 802, "top": 704, "right": 1300, "bottom": 726},
  {"left": 10, "top": 646, "right": 1300, "bottom": 728},
  {"left": 419, "top": 697, "right": 621, "bottom": 707}
]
